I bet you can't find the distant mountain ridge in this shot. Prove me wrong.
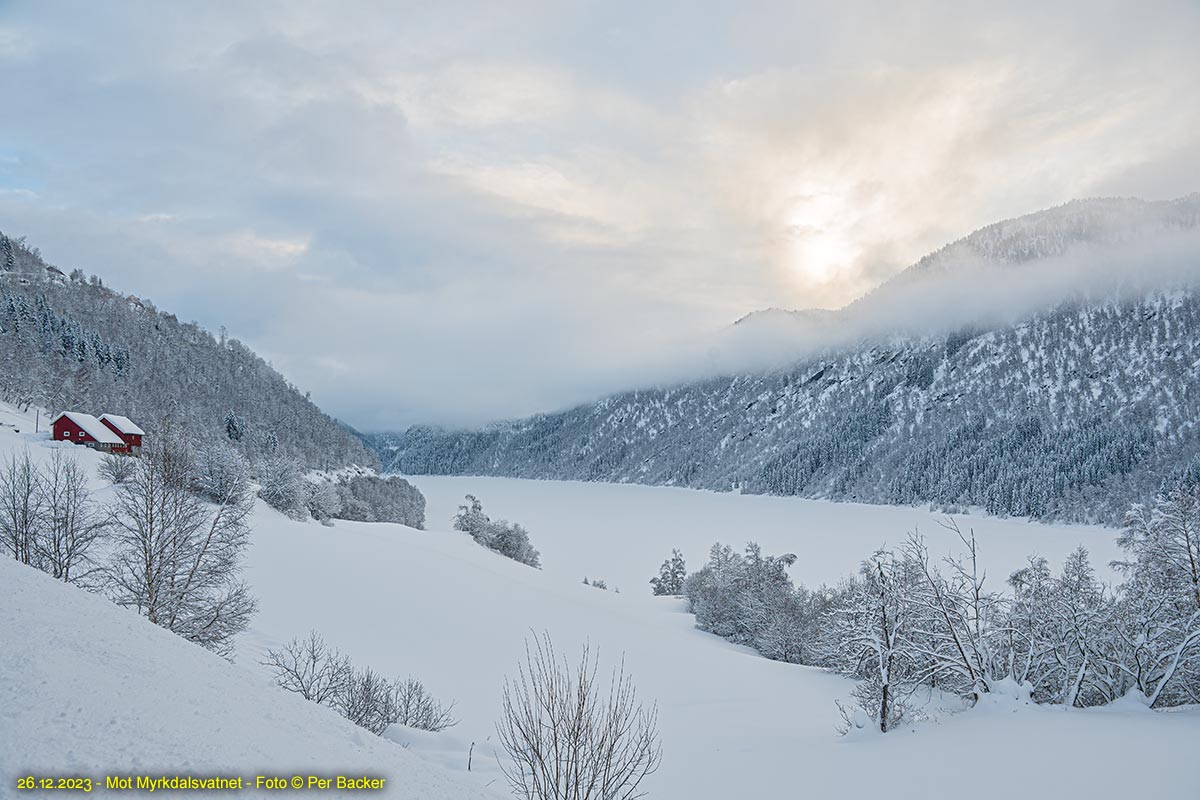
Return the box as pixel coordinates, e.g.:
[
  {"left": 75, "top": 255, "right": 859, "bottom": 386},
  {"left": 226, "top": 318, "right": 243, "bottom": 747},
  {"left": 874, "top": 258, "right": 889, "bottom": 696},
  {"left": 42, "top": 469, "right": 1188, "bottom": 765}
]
[
  {"left": 0, "top": 231, "right": 378, "bottom": 470},
  {"left": 372, "top": 196, "right": 1200, "bottom": 523}
]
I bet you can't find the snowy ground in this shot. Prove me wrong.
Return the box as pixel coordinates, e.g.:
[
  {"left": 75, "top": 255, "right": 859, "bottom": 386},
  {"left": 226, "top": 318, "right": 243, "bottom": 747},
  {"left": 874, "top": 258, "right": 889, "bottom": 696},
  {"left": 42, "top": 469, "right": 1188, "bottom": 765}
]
[
  {"left": 243, "top": 476, "right": 1195, "bottom": 800},
  {"left": 4, "top": 404, "right": 1199, "bottom": 800},
  {"left": 0, "top": 557, "right": 502, "bottom": 799}
]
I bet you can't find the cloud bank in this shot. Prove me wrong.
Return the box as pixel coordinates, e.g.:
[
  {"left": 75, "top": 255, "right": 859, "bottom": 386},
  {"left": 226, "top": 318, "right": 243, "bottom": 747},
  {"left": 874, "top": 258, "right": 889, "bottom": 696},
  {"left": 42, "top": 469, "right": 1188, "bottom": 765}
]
[{"left": 0, "top": 1, "right": 1197, "bottom": 428}]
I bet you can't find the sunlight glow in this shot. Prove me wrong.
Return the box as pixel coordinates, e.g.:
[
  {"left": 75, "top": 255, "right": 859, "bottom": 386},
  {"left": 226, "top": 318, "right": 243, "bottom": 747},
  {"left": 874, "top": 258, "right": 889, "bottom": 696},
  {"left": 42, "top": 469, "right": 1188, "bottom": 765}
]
[{"left": 782, "top": 189, "right": 859, "bottom": 285}]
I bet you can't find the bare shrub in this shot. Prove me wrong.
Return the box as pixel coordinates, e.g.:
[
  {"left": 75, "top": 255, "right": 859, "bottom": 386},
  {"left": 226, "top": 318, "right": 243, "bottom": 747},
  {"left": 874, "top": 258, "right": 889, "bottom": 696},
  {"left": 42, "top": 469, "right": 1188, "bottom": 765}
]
[
  {"left": 496, "top": 632, "right": 661, "bottom": 800},
  {"left": 390, "top": 676, "right": 457, "bottom": 732},
  {"left": 337, "top": 666, "right": 396, "bottom": 735},
  {"left": 265, "top": 632, "right": 456, "bottom": 735},
  {"left": 98, "top": 452, "right": 137, "bottom": 485},
  {"left": 263, "top": 631, "right": 352, "bottom": 705}
]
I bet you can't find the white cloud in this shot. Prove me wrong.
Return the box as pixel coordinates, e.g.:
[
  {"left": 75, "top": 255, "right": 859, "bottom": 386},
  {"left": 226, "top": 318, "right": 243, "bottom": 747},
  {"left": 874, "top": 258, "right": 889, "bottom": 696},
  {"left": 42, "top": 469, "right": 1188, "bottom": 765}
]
[{"left": 0, "top": 0, "right": 1197, "bottom": 427}]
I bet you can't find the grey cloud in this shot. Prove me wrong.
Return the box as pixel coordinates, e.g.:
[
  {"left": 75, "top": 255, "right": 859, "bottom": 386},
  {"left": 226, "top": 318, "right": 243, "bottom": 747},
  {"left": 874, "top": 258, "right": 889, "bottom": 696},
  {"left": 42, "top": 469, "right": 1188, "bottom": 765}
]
[{"left": 0, "top": 0, "right": 1197, "bottom": 429}]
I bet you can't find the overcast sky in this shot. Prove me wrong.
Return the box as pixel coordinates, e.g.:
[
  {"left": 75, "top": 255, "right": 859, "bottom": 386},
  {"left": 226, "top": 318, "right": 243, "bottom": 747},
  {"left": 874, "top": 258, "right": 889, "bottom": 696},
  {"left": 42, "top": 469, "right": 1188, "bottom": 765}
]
[{"left": 1, "top": 1, "right": 1197, "bottom": 430}]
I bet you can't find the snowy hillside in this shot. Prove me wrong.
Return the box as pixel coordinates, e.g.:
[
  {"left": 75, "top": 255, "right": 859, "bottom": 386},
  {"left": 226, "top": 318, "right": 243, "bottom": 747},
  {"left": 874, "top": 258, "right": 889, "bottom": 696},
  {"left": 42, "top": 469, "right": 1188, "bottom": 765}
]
[
  {"left": 376, "top": 197, "right": 1200, "bottom": 524},
  {"left": 0, "top": 404, "right": 499, "bottom": 798},
  {"left": 0, "top": 558, "right": 503, "bottom": 799}
]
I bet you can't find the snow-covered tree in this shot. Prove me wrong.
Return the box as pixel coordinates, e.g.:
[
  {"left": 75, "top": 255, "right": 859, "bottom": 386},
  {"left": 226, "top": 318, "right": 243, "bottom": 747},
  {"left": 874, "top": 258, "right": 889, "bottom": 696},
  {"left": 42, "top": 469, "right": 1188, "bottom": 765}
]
[
  {"left": 904, "top": 527, "right": 1008, "bottom": 700},
  {"left": 334, "top": 474, "right": 424, "bottom": 528},
  {"left": 97, "top": 452, "right": 137, "bottom": 485},
  {"left": 822, "top": 550, "right": 917, "bottom": 733},
  {"left": 650, "top": 549, "right": 687, "bottom": 596}
]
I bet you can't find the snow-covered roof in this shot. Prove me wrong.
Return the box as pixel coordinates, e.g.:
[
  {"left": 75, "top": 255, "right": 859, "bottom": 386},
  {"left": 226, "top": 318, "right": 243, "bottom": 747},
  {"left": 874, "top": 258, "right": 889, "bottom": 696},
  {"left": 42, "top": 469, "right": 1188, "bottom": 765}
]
[
  {"left": 51, "top": 412, "right": 125, "bottom": 445},
  {"left": 99, "top": 414, "right": 145, "bottom": 436}
]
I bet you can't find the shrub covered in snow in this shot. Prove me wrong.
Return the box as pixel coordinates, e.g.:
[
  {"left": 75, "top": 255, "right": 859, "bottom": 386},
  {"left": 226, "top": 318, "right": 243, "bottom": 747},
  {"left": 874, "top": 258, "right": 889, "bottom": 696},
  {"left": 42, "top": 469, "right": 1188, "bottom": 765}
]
[
  {"left": 453, "top": 494, "right": 540, "bottom": 568},
  {"left": 305, "top": 481, "right": 342, "bottom": 525},
  {"left": 192, "top": 440, "right": 252, "bottom": 504},
  {"left": 255, "top": 455, "right": 308, "bottom": 518}
]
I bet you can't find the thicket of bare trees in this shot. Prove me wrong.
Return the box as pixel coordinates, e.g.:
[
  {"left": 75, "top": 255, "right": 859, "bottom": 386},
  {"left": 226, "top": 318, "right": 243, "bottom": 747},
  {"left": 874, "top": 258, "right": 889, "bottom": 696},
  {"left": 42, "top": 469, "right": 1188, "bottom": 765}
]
[
  {"left": 4, "top": 436, "right": 259, "bottom": 658},
  {"left": 105, "top": 428, "right": 257, "bottom": 657},
  {"left": 263, "top": 631, "right": 456, "bottom": 735},
  {"left": 682, "top": 488, "right": 1200, "bottom": 733},
  {"left": 37, "top": 449, "right": 108, "bottom": 583},
  {"left": 496, "top": 632, "right": 661, "bottom": 800},
  {"left": 1, "top": 448, "right": 107, "bottom": 583}
]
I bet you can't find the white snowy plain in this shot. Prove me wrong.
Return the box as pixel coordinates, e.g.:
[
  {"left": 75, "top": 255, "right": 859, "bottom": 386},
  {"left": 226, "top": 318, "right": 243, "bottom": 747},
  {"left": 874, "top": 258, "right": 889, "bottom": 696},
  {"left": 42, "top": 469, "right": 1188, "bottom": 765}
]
[{"left": 3, "top": 403, "right": 1199, "bottom": 800}]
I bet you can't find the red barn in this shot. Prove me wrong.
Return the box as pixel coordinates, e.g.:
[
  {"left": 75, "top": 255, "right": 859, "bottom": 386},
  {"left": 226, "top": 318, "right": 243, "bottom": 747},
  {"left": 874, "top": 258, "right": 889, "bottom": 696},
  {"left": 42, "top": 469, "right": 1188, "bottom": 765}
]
[
  {"left": 100, "top": 414, "right": 145, "bottom": 453},
  {"left": 51, "top": 411, "right": 127, "bottom": 453}
]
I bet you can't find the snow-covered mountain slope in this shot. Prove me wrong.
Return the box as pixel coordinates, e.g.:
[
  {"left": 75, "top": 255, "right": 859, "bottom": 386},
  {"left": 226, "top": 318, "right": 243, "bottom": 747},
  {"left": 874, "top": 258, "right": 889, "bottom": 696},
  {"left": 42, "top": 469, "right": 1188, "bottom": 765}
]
[
  {"left": 375, "top": 197, "right": 1200, "bottom": 524},
  {"left": 0, "top": 557, "right": 500, "bottom": 799},
  {"left": 0, "top": 231, "right": 377, "bottom": 471},
  {"left": 239, "top": 476, "right": 1200, "bottom": 800}
]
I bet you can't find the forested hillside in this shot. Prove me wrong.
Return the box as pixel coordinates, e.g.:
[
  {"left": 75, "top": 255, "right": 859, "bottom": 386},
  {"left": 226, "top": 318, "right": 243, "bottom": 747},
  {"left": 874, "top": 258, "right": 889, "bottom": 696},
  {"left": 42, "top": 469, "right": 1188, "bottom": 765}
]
[
  {"left": 376, "top": 198, "right": 1200, "bottom": 524},
  {"left": 0, "top": 233, "right": 377, "bottom": 470}
]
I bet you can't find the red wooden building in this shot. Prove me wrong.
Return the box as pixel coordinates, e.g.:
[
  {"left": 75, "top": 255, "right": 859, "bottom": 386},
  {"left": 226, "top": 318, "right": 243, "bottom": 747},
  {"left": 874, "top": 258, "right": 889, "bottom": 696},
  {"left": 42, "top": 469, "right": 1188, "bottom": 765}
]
[
  {"left": 100, "top": 414, "right": 145, "bottom": 453},
  {"left": 51, "top": 411, "right": 128, "bottom": 453}
]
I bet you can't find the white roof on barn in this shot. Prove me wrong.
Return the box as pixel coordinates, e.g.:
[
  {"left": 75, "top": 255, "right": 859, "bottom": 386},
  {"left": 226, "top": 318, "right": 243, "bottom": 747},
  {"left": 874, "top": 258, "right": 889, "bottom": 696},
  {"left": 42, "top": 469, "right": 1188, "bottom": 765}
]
[
  {"left": 51, "top": 412, "right": 125, "bottom": 445},
  {"left": 99, "top": 414, "right": 145, "bottom": 436}
]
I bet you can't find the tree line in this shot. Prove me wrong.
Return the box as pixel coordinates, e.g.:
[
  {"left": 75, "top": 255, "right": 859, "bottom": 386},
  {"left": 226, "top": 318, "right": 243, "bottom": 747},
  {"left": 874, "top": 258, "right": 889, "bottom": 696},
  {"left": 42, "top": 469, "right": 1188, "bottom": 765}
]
[{"left": 670, "top": 488, "right": 1200, "bottom": 732}]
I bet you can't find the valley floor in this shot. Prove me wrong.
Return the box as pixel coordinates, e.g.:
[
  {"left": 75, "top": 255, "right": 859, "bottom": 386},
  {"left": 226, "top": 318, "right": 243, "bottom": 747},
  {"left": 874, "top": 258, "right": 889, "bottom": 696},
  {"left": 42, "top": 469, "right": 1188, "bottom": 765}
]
[
  {"left": 243, "top": 475, "right": 1196, "bottom": 800},
  {"left": 3, "top": 402, "right": 1197, "bottom": 800}
]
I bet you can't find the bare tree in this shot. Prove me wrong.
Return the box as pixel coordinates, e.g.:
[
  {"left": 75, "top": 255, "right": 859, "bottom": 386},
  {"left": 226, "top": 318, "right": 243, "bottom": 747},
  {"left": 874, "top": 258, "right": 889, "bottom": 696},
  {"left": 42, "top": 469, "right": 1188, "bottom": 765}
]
[
  {"left": 105, "top": 427, "right": 256, "bottom": 656},
  {"left": 37, "top": 449, "right": 107, "bottom": 583},
  {"left": 263, "top": 631, "right": 352, "bottom": 705},
  {"left": 496, "top": 632, "right": 661, "bottom": 800},
  {"left": 0, "top": 448, "right": 43, "bottom": 565}
]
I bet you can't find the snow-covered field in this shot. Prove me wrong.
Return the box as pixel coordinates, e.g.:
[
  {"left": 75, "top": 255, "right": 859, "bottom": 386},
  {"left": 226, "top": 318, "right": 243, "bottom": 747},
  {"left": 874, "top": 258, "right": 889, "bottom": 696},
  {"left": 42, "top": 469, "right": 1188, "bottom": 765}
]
[
  {"left": 243, "top": 476, "right": 1194, "bottom": 800},
  {"left": 408, "top": 475, "right": 1126, "bottom": 591},
  {"left": 4, "top": 406, "right": 1199, "bottom": 800}
]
